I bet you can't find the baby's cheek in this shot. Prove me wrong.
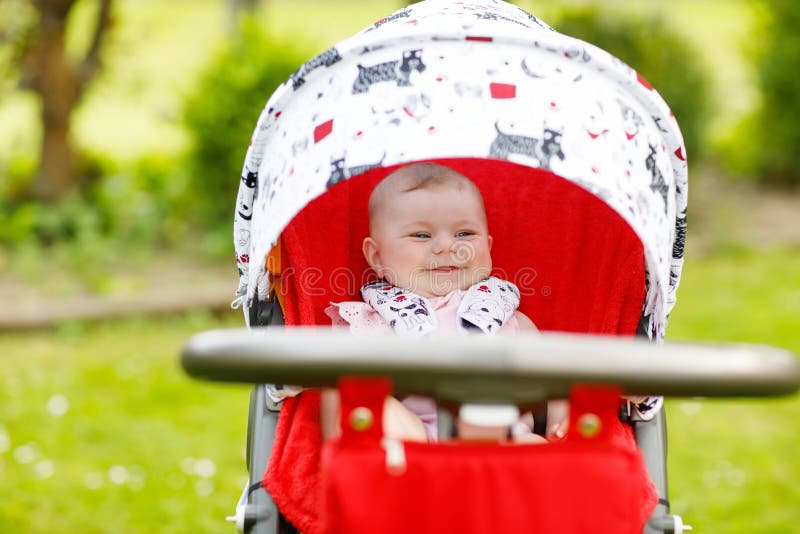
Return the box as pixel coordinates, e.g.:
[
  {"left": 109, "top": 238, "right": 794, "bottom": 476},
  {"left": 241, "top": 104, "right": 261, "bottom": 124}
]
[{"left": 452, "top": 242, "right": 477, "bottom": 264}]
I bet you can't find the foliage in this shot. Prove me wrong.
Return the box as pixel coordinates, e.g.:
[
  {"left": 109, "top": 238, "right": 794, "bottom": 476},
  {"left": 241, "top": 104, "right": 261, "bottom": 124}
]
[
  {"left": 548, "top": 5, "right": 710, "bottom": 162},
  {"left": 702, "top": 0, "right": 800, "bottom": 187},
  {"left": 0, "top": 0, "right": 37, "bottom": 95},
  {"left": 1, "top": 12, "right": 307, "bottom": 278},
  {"left": 0, "top": 152, "right": 223, "bottom": 291},
  {"left": 182, "top": 18, "right": 306, "bottom": 228},
  {"left": 747, "top": 0, "right": 800, "bottom": 187},
  {"left": 1, "top": 154, "right": 179, "bottom": 245},
  {"left": 2, "top": 0, "right": 115, "bottom": 202}
]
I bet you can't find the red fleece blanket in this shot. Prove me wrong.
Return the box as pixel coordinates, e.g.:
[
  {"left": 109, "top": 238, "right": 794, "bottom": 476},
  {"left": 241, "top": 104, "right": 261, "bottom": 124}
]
[
  {"left": 262, "top": 159, "right": 652, "bottom": 533},
  {"left": 263, "top": 392, "right": 323, "bottom": 533}
]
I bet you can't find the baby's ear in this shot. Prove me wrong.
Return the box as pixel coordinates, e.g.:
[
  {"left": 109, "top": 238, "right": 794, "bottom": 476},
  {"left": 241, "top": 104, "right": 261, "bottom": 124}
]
[
  {"left": 362, "top": 237, "right": 383, "bottom": 276},
  {"left": 487, "top": 235, "right": 493, "bottom": 250}
]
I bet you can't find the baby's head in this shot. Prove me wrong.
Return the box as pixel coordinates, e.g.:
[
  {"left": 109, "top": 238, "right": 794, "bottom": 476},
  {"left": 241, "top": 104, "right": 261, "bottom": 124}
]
[{"left": 363, "top": 163, "right": 493, "bottom": 298}]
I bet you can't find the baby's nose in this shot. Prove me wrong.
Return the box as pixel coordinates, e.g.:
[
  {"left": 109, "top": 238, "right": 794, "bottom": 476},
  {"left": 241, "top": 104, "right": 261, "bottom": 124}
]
[{"left": 431, "top": 235, "right": 454, "bottom": 254}]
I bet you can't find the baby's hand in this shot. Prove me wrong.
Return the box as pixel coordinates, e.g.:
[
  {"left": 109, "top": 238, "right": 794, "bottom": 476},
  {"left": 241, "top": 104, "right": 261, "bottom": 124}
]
[
  {"left": 511, "top": 432, "right": 548, "bottom": 444},
  {"left": 546, "top": 399, "right": 570, "bottom": 440},
  {"left": 383, "top": 396, "right": 429, "bottom": 442}
]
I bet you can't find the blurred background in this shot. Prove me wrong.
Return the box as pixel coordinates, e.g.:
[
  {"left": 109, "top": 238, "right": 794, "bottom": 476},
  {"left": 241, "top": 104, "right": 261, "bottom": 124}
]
[{"left": 1, "top": 0, "right": 798, "bottom": 531}]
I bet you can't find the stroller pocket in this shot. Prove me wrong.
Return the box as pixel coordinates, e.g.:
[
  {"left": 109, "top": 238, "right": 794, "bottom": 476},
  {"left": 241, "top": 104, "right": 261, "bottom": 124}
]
[{"left": 321, "top": 378, "right": 656, "bottom": 534}]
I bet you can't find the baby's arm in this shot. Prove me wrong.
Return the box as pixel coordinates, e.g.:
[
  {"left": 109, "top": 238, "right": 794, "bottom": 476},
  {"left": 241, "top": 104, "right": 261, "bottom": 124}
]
[
  {"left": 514, "top": 310, "right": 538, "bottom": 332},
  {"left": 384, "top": 396, "right": 429, "bottom": 442},
  {"left": 545, "top": 399, "right": 569, "bottom": 440},
  {"left": 512, "top": 310, "right": 570, "bottom": 441}
]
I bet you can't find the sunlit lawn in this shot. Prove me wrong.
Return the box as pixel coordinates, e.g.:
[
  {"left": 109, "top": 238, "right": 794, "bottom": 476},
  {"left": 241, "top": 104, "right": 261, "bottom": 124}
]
[
  {"left": 1, "top": 248, "right": 798, "bottom": 532},
  {"left": 666, "top": 247, "right": 800, "bottom": 532},
  {"left": 0, "top": 310, "right": 248, "bottom": 533}
]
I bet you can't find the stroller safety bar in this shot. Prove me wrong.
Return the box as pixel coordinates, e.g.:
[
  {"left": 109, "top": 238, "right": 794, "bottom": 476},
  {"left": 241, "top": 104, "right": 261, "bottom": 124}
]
[{"left": 181, "top": 328, "right": 800, "bottom": 402}]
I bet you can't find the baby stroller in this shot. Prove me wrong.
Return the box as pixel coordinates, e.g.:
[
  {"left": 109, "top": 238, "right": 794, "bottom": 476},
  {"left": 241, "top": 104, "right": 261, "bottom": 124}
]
[{"left": 181, "top": 1, "right": 800, "bottom": 533}]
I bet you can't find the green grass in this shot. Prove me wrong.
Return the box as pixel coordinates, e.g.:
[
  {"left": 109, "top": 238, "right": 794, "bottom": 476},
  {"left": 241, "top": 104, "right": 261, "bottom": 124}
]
[
  {"left": 1, "top": 248, "right": 798, "bottom": 532},
  {"left": 665, "top": 247, "right": 800, "bottom": 533},
  {"left": 0, "top": 311, "right": 248, "bottom": 533}
]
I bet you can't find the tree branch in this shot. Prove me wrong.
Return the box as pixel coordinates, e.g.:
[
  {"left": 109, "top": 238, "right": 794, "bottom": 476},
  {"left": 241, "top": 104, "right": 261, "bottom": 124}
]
[{"left": 78, "top": 0, "right": 112, "bottom": 87}]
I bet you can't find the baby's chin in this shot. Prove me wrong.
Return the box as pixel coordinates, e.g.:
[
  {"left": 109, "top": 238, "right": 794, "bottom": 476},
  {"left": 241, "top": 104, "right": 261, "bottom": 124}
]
[
  {"left": 425, "top": 272, "right": 493, "bottom": 297},
  {"left": 415, "top": 281, "right": 471, "bottom": 298}
]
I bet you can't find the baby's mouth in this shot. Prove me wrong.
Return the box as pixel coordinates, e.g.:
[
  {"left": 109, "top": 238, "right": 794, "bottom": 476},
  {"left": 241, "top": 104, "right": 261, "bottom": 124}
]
[{"left": 429, "top": 266, "right": 459, "bottom": 273}]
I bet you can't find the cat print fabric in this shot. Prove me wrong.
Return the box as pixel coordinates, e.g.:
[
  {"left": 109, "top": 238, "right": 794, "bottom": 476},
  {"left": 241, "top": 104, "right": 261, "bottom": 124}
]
[{"left": 232, "top": 0, "right": 688, "bottom": 343}]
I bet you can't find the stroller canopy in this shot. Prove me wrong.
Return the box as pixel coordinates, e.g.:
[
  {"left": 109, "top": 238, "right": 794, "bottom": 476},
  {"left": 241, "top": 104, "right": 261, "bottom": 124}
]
[{"left": 233, "top": 0, "right": 688, "bottom": 340}]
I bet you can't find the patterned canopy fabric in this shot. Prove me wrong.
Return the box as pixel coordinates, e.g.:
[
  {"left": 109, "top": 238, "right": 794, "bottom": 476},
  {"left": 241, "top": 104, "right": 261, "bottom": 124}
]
[{"left": 232, "top": 0, "right": 688, "bottom": 340}]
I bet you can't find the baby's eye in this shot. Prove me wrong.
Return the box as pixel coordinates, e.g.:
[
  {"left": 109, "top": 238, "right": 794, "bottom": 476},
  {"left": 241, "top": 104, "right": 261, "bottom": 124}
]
[
  {"left": 409, "top": 232, "right": 431, "bottom": 239},
  {"left": 456, "top": 231, "right": 475, "bottom": 238}
]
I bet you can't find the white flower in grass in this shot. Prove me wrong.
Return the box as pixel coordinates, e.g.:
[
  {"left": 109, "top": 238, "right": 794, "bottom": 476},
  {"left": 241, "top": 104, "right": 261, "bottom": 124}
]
[
  {"left": 85, "top": 472, "right": 104, "bottom": 490},
  {"left": 194, "top": 458, "right": 216, "bottom": 478},
  {"left": 128, "top": 465, "right": 146, "bottom": 491},
  {"left": 678, "top": 400, "right": 702, "bottom": 416},
  {"left": 0, "top": 426, "right": 10, "bottom": 454},
  {"left": 108, "top": 465, "right": 129, "bottom": 485},
  {"left": 195, "top": 479, "right": 214, "bottom": 497},
  {"left": 728, "top": 468, "right": 747, "bottom": 487},
  {"left": 701, "top": 470, "right": 720, "bottom": 488},
  {"left": 115, "top": 358, "right": 148, "bottom": 380},
  {"left": 35, "top": 459, "right": 55, "bottom": 479},
  {"left": 180, "top": 457, "right": 196, "bottom": 475},
  {"left": 46, "top": 395, "right": 69, "bottom": 417},
  {"left": 13, "top": 443, "right": 38, "bottom": 464}
]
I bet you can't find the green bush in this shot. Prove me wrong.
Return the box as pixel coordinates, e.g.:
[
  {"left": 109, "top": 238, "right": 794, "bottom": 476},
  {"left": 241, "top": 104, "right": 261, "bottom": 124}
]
[
  {"left": 1, "top": 19, "right": 308, "bottom": 273},
  {"left": 182, "top": 18, "right": 307, "bottom": 228},
  {"left": 748, "top": 0, "right": 800, "bottom": 186},
  {"left": 0, "top": 150, "right": 112, "bottom": 249},
  {"left": 0, "top": 152, "right": 191, "bottom": 278},
  {"left": 0, "top": 195, "right": 100, "bottom": 247},
  {"left": 550, "top": 6, "right": 710, "bottom": 162},
  {"left": 86, "top": 154, "right": 189, "bottom": 245}
]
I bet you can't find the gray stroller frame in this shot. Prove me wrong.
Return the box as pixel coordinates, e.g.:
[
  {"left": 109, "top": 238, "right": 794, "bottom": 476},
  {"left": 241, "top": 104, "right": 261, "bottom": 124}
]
[{"left": 180, "top": 1, "right": 800, "bottom": 532}]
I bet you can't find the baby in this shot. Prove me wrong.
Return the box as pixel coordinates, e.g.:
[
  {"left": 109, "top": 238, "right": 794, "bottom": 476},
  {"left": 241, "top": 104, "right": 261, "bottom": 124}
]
[{"left": 322, "top": 162, "right": 563, "bottom": 442}]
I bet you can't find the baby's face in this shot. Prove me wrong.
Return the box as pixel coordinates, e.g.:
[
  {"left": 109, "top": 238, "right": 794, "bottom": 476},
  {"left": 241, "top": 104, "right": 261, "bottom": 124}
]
[{"left": 364, "top": 185, "right": 493, "bottom": 298}]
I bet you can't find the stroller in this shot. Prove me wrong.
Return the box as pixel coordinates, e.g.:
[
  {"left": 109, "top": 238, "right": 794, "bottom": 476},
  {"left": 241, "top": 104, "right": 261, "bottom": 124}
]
[{"left": 182, "top": 1, "right": 800, "bottom": 533}]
